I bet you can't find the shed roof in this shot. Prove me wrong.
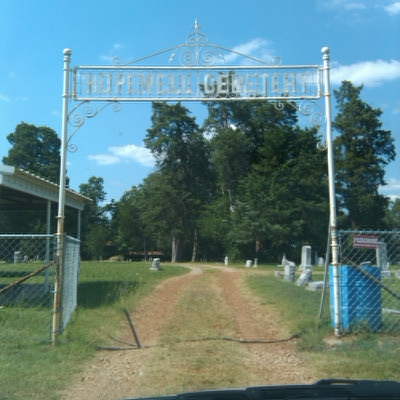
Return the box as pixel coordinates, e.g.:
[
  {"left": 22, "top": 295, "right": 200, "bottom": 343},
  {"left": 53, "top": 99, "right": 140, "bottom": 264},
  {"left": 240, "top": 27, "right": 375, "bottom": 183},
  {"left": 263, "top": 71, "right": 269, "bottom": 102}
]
[{"left": 0, "top": 165, "right": 91, "bottom": 212}]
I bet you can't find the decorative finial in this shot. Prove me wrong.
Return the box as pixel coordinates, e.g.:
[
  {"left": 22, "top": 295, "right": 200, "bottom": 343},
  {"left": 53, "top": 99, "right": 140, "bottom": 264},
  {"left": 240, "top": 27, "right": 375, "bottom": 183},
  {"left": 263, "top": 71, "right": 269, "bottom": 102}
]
[
  {"left": 194, "top": 19, "right": 200, "bottom": 31},
  {"left": 321, "top": 46, "right": 330, "bottom": 61},
  {"left": 321, "top": 47, "right": 330, "bottom": 55}
]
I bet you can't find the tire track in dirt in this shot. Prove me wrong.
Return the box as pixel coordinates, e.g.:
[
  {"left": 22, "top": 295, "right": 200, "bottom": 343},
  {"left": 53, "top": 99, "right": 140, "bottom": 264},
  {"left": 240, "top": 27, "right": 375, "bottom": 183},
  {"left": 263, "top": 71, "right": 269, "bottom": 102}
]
[
  {"left": 215, "top": 268, "right": 314, "bottom": 385},
  {"left": 64, "top": 265, "right": 315, "bottom": 400},
  {"left": 130, "top": 265, "right": 203, "bottom": 347},
  {"left": 64, "top": 266, "right": 203, "bottom": 400}
]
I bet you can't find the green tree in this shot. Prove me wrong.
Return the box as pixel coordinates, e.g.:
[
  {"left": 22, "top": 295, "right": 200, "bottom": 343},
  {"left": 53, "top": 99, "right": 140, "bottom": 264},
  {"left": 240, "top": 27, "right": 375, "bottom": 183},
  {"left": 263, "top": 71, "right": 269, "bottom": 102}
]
[
  {"left": 144, "top": 102, "right": 213, "bottom": 262},
  {"left": 79, "top": 176, "right": 110, "bottom": 260},
  {"left": 233, "top": 123, "right": 329, "bottom": 262},
  {"left": 209, "top": 126, "right": 249, "bottom": 202},
  {"left": 3, "top": 122, "right": 61, "bottom": 183},
  {"left": 201, "top": 100, "right": 329, "bottom": 262},
  {"left": 139, "top": 171, "right": 188, "bottom": 261},
  {"left": 385, "top": 198, "right": 400, "bottom": 229},
  {"left": 333, "top": 81, "right": 396, "bottom": 229},
  {"left": 116, "top": 186, "right": 154, "bottom": 259}
]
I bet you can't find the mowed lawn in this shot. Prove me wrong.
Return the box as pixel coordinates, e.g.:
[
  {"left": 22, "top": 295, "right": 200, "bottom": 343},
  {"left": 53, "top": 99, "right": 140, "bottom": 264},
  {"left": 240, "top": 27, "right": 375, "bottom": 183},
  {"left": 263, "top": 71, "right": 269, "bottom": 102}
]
[{"left": 0, "top": 261, "right": 399, "bottom": 399}]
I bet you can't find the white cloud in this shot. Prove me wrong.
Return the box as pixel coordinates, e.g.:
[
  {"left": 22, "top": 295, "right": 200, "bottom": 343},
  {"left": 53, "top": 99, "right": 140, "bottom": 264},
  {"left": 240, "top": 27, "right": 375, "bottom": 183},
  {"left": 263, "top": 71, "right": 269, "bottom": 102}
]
[
  {"left": 384, "top": 2, "right": 400, "bottom": 15},
  {"left": 16, "top": 96, "right": 29, "bottom": 102},
  {"left": 110, "top": 144, "right": 155, "bottom": 167},
  {"left": 383, "top": 178, "right": 400, "bottom": 190},
  {"left": 99, "top": 54, "right": 113, "bottom": 63},
  {"left": 386, "top": 194, "right": 400, "bottom": 202},
  {"left": 223, "top": 38, "right": 276, "bottom": 65},
  {"left": 89, "top": 144, "right": 155, "bottom": 167},
  {"left": 331, "top": 59, "right": 400, "bottom": 86},
  {"left": 0, "top": 94, "right": 11, "bottom": 102},
  {"left": 343, "top": 2, "right": 366, "bottom": 10},
  {"left": 323, "top": 0, "right": 400, "bottom": 18},
  {"left": 380, "top": 178, "right": 400, "bottom": 200},
  {"left": 99, "top": 43, "right": 125, "bottom": 63},
  {"left": 322, "top": 0, "right": 367, "bottom": 10},
  {"left": 88, "top": 154, "right": 120, "bottom": 165}
]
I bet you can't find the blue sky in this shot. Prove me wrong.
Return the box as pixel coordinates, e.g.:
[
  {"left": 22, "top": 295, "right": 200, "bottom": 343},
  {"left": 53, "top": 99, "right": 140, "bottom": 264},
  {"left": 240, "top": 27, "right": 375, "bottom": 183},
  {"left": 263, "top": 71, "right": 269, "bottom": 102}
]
[{"left": 1, "top": 0, "right": 399, "bottom": 203}]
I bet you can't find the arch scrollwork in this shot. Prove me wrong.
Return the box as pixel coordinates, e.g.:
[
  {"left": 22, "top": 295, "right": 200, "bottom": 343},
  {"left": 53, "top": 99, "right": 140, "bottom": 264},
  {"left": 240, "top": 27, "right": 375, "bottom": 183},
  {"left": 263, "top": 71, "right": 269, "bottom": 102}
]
[
  {"left": 67, "top": 101, "right": 122, "bottom": 153},
  {"left": 274, "top": 99, "right": 327, "bottom": 150}
]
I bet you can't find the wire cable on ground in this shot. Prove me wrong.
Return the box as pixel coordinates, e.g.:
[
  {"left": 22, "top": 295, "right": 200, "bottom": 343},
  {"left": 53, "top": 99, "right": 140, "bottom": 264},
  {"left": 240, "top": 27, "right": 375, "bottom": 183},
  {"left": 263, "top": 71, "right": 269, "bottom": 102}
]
[{"left": 96, "top": 333, "right": 301, "bottom": 351}]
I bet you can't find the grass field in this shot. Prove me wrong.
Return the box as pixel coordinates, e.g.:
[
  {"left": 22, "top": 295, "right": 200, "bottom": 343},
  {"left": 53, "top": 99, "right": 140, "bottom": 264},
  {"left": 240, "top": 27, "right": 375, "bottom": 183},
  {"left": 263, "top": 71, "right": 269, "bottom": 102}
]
[
  {"left": 246, "top": 266, "right": 400, "bottom": 381},
  {"left": 0, "top": 261, "right": 399, "bottom": 399},
  {"left": 0, "top": 261, "right": 187, "bottom": 400}
]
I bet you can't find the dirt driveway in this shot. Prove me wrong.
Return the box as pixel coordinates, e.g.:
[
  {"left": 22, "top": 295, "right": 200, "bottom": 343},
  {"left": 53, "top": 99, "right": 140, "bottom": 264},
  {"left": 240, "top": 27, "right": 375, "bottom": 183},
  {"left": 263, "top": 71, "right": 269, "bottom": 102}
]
[{"left": 66, "top": 265, "right": 316, "bottom": 399}]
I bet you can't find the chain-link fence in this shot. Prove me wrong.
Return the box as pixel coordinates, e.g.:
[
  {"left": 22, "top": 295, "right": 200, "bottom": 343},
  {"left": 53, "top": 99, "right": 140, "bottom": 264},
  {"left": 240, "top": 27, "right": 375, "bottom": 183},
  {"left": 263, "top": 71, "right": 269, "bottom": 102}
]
[
  {"left": 0, "top": 235, "right": 56, "bottom": 344},
  {"left": 60, "top": 235, "right": 80, "bottom": 333},
  {"left": 334, "top": 230, "right": 400, "bottom": 333},
  {"left": 0, "top": 234, "right": 80, "bottom": 345}
]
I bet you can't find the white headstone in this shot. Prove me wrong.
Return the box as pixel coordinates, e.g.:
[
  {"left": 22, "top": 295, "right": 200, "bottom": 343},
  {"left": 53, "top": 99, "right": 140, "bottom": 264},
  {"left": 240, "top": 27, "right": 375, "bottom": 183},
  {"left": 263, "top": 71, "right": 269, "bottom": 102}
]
[
  {"left": 245, "top": 260, "right": 252, "bottom": 267},
  {"left": 284, "top": 264, "right": 296, "bottom": 282},
  {"left": 377, "top": 242, "right": 391, "bottom": 277},
  {"left": 300, "top": 245, "right": 313, "bottom": 271},
  {"left": 14, "top": 251, "right": 22, "bottom": 264},
  {"left": 307, "top": 281, "right": 324, "bottom": 291},
  {"left": 150, "top": 258, "right": 161, "bottom": 270},
  {"left": 297, "top": 269, "right": 312, "bottom": 286},
  {"left": 224, "top": 256, "right": 229, "bottom": 266}
]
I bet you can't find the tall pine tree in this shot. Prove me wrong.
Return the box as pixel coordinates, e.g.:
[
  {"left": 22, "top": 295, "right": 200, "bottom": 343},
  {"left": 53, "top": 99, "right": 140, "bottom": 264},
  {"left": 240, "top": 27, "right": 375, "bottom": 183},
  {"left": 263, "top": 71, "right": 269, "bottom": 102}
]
[
  {"left": 144, "top": 102, "right": 214, "bottom": 262},
  {"left": 333, "top": 81, "right": 396, "bottom": 229}
]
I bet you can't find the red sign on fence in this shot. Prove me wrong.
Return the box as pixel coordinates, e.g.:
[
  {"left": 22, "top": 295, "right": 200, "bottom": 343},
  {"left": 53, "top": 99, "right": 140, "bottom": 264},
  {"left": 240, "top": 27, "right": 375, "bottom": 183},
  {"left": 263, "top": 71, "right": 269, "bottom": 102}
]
[{"left": 353, "top": 234, "right": 379, "bottom": 249}]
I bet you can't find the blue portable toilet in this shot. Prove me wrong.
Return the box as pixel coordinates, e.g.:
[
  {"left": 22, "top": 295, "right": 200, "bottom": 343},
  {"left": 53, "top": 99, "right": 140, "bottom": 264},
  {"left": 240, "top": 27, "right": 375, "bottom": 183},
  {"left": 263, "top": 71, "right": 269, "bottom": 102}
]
[{"left": 330, "top": 265, "right": 382, "bottom": 331}]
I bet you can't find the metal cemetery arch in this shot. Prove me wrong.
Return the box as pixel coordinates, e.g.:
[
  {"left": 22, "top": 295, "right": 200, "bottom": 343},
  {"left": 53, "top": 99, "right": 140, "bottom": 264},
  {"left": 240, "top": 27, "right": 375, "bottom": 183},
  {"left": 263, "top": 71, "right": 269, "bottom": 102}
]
[{"left": 55, "top": 21, "right": 340, "bottom": 343}]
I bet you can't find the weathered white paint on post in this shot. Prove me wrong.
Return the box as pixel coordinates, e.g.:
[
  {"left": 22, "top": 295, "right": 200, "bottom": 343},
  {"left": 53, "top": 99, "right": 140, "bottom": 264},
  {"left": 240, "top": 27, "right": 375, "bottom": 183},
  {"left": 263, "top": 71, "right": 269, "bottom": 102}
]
[
  {"left": 322, "top": 47, "right": 340, "bottom": 336},
  {"left": 53, "top": 48, "right": 72, "bottom": 345}
]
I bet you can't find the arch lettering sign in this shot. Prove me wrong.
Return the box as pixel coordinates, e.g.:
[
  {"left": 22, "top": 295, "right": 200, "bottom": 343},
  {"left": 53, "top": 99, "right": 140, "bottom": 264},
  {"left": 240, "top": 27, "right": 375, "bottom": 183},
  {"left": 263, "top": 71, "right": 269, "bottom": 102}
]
[
  {"left": 71, "top": 21, "right": 322, "bottom": 102},
  {"left": 73, "top": 65, "right": 321, "bottom": 102}
]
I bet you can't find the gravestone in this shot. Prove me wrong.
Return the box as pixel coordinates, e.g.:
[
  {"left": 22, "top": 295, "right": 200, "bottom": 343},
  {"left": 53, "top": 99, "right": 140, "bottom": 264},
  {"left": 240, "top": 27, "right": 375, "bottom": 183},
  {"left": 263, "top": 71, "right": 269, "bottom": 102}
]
[
  {"left": 377, "top": 242, "right": 391, "bottom": 278},
  {"left": 150, "top": 258, "right": 161, "bottom": 270},
  {"left": 224, "top": 256, "right": 229, "bottom": 266},
  {"left": 318, "top": 257, "right": 324, "bottom": 266},
  {"left": 275, "top": 270, "right": 283, "bottom": 278},
  {"left": 307, "top": 281, "right": 325, "bottom": 291},
  {"left": 300, "top": 245, "right": 313, "bottom": 271},
  {"left": 245, "top": 260, "right": 252, "bottom": 267},
  {"left": 14, "top": 251, "right": 22, "bottom": 264},
  {"left": 284, "top": 264, "right": 296, "bottom": 282},
  {"left": 254, "top": 258, "right": 258, "bottom": 268},
  {"left": 296, "top": 269, "right": 312, "bottom": 286}
]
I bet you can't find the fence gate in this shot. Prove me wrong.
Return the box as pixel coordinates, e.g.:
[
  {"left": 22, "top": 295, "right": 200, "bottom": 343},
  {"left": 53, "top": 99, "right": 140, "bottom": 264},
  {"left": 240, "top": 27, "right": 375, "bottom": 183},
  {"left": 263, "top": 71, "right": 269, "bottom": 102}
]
[{"left": 336, "top": 230, "right": 400, "bottom": 333}]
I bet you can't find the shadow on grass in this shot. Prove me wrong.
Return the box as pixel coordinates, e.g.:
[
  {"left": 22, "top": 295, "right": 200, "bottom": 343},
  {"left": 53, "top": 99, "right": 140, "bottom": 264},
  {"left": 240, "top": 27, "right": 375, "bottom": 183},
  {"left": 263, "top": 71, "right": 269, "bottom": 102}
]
[{"left": 77, "top": 281, "right": 139, "bottom": 308}]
